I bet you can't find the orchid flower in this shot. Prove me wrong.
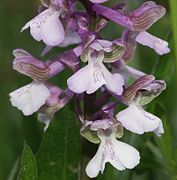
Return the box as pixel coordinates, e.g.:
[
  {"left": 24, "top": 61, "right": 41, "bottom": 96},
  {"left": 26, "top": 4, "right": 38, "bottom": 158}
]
[
  {"left": 67, "top": 50, "right": 124, "bottom": 95},
  {"left": 21, "top": 1, "right": 81, "bottom": 53},
  {"left": 85, "top": 119, "right": 140, "bottom": 178},
  {"left": 116, "top": 75, "right": 166, "bottom": 136},
  {"left": 9, "top": 49, "right": 64, "bottom": 116}
]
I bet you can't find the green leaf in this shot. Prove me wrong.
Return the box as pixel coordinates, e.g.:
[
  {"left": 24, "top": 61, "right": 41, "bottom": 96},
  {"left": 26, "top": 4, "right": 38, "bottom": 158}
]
[
  {"left": 18, "top": 142, "right": 37, "bottom": 180},
  {"left": 36, "top": 104, "right": 81, "bottom": 180}
]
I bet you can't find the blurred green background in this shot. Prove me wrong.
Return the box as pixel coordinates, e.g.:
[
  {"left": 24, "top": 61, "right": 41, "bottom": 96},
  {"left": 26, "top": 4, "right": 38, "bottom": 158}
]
[{"left": 0, "top": 0, "right": 177, "bottom": 179}]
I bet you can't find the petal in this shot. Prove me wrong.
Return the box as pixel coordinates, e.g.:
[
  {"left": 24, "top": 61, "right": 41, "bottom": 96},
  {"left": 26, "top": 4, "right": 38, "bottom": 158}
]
[
  {"left": 116, "top": 104, "right": 163, "bottom": 135},
  {"left": 21, "top": 7, "right": 65, "bottom": 46},
  {"left": 154, "top": 120, "right": 164, "bottom": 136},
  {"left": 41, "top": 10, "right": 65, "bottom": 46},
  {"left": 67, "top": 64, "right": 92, "bottom": 94},
  {"left": 136, "top": 31, "right": 170, "bottom": 55},
  {"left": 90, "top": 41, "right": 104, "bottom": 51},
  {"left": 112, "top": 140, "right": 140, "bottom": 169},
  {"left": 21, "top": 8, "right": 53, "bottom": 41},
  {"left": 102, "top": 63, "right": 124, "bottom": 95},
  {"left": 59, "top": 30, "right": 81, "bottom": 47},
  {"left": 90, "top": 119, "right": 111, "bottom": 131},
  {"left": 112, "top": 61, "right": 145, "bottom": 85},
  {"left": 67, "top": 60, "right": 106, "bottom": 94},
  {"left": 9, "top": 83, "right": 50, "bottom": 115},
  {"left": 125, "top": 65, "right": 146, "bottom": 78},
  {"left": 86, "top": 143, "right": 105, "bottom": 178}
]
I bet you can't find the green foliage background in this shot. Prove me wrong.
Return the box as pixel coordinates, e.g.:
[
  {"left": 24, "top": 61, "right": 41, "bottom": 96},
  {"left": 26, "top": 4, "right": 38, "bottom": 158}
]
[{"left": 0, "top": 0, "right": 177, "bottom": 179}]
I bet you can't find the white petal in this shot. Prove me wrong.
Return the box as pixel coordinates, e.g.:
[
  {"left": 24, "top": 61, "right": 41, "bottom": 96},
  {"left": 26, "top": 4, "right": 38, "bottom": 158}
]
[
  {"left": 136, "top": 31, "right": 170, "bottom": 55},
  {"left": 59, "top": 30, "right": 81, "bottom": 47},
  {"left": 21, "top": 19, "right": 42, "bottom": 41},
  {"left": 116, "top": 104, "right": 163, "bottom": 135},
  {"left": 67, "top": 64, "right": 92, "bottom": 94},
  {"left": 21, "top": 7, "right": 65, "bottom": 46},
  {"left": 67, "top": 60, "right": 106, "bottom": 94},
  {"left": 86, "top": 133, "right": 140, "bottom": 178},
  {"left": 102, "top": 63, "right": 124, "bottom": 95},
  {"left": 9, "top": 83, "right": 50, "bottom": 116},
  {"left": 41, "top": 10, "right": 65, "bottom": 46},
  {"left": 112, "top": 140, "right": 140, "bottom": 169},
  {"left": 154, "top": 120, "right": 164, "bottom": 136},
  {"left": 86, "top": 61, "right": 106, "bottom": 94},
  {"left": 21, "top": 8, "right": 54, "bottom": 41},
  {"left": 86, "top": 143, "right": 105, "bottom": 178}
]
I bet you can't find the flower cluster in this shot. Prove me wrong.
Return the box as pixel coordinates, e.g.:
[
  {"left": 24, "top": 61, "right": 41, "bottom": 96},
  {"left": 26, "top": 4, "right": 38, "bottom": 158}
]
[{"left": 9, "top": 0, "right": 170, "bottom": 178}]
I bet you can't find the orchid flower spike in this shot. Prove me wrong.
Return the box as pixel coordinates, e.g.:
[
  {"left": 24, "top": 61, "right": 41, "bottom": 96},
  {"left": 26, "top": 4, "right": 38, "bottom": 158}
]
[
  {"left": 67, "top": 50, "right": 124, "bottom": 95},
  {"left": 116, "top": 75, "right": 166, "bottom": 136},
  {"left": 85, "top": 119, "right": 140, "bottom": 178}
]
